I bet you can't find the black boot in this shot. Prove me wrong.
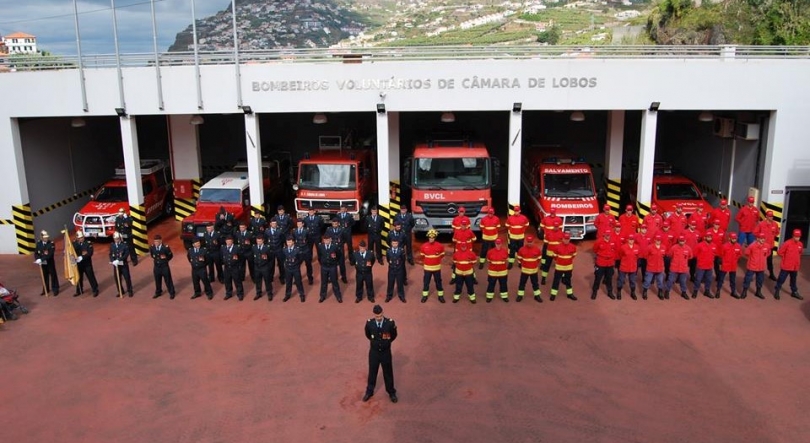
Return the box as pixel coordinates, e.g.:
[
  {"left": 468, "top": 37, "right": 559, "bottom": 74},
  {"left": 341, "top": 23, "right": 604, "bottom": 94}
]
[
  {"left": 663, "top": 290, "right": 670, "bottom": 300},
  {"left": 754, "top": 288, "right": 765, "bottom": 299},
  {"left": 534, "top": 295, "right": 543, "bottom": 303},
  {"left": 516, "top": 296, "right": 523, "bottom": 302},
  {"left": 680, "top": 290, "right": 690, "bottom": 300},
  {"left": 591, "top": 289, "right": 598, "bottom": 300},
  {"left": 567, "top": 294, "right": 577, "bottom": 301},
  {"left": 657, "top": 289, "right": 664, "bottom": 300},
  {"left": 703, "top": 290, "right": 714, "bottom": 299},
  {"left": 730, "top": 291, "right": 741, "bottom": 299},
  {"left": 630, "top": 289, "right": 637, "bottom": 301},
  {"left": 769, "top": 273, "right": 777, "bottom": 281},
  {"left": 791, "top": 291, "right": 803, "bottom": 300},
  {"left": 607, "top": 290, "right": 615, "bottom": 300},
  {"left": 691, "top": 290, "right": 698, "bottom": 299},
  {"left": 740, "top": 288, "right": 748, "bottom": 299},
  {"left": 641, "top": 289, "right": 647, "bottom": 300}
]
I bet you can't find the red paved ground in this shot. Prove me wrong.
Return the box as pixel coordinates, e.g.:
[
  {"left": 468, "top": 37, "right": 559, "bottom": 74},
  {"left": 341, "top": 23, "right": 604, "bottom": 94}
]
[{"left": 2, "top": 218, "right": 809, "bottom": 443}]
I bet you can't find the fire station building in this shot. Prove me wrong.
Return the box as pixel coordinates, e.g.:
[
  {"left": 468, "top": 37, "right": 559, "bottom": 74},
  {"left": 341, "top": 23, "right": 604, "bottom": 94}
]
[{"left": 0, "top": 46, "right": 808, "bottom": 255}]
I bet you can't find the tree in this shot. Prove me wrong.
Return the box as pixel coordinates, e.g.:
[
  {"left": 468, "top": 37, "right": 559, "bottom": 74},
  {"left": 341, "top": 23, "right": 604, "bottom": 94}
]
[{"left": 537, "top": 25, "right": 561, "bottom": 44}]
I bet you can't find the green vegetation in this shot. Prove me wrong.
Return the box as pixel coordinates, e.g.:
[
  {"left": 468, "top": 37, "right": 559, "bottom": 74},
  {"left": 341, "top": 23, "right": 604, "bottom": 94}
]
[
  {"left": 519, "top": 9, "right": 606, "bottom": 33},
  {"left": 384, "top": 23, "right": 535, "bottom": 46},
  {"left": 647, "top": 0, "right": 810, "bottom": 45}
]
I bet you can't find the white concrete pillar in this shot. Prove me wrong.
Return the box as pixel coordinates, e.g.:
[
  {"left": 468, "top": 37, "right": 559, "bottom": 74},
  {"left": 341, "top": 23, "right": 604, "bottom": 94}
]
[
  {"left": 169, "top": 114, "right": 202, "bottom": 180},
  {"left": 636, "top": 110, "right": 658, "bottom": 217},
  {"left": 120, "top": 116, "right": 144, "bottom": 206},
  {"left": 507, "top": 108, "right": 522, "bottom": 212},
  {"left": 0, "top": 118, "right": 34, "bottom": 254},
  {"left": 760, "top": 110, "right": 786, "bottom": 246},
  {"left": 604, "top": 110, "right": 625, "bottom": 216},
  {"left": 244, "top": 113, "right": 264, "bottom": 215},
  {"left": 377, "top": 111, "right": 400, "bottom": 208}
]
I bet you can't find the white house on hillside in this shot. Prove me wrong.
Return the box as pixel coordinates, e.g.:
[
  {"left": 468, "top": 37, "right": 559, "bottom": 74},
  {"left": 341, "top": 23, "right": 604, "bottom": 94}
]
[{"left": 2, "top": 32, "right": 37, "bottom": 54}]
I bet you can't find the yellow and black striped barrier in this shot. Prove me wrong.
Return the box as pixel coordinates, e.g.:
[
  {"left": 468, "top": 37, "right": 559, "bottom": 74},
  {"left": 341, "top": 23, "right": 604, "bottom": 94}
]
[
  {"left": 605, "top": 177, "right": 621, "bottom": 217},
  {"left": 508, "top": 202, "right": 519, "bottom": 216},
  {"left": 33, "top": 185, "right": 100, "bottom": 217},
  {"left": 251, "top": 204, "right": 266, "bottom": 218},
  {"left": 129, "top": 205, "right": 148, "bottom": 256},
  {"left": 12, "top": 203, "right": 35, "bottom": 255},
  {"left": 382, "top": 180, "right": 402, "bottom": 251},
  {"left": 636, "top": 201, "right": 651, "bottom": 219},
  {"left": 174, "top": 178, "right": 202, "bottom": 221},
  {"left": 693, "top": 181, "right": 744, "bottom": 209}
]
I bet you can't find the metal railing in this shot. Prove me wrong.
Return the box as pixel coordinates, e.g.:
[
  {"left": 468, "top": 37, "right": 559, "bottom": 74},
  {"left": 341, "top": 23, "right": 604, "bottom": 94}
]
[{"left": 1, "top": 45, "right": 809, "bottom": 72}]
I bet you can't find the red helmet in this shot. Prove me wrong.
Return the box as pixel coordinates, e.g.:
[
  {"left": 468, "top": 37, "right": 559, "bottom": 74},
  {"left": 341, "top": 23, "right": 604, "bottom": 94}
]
[
  {"left": 720, "top": 199, "right": 728, "bottom": 205},
  {"left": 513, "top": 205, "right": 521, "bottom": 212},
  {"left": 654, "top": 234, "right": 662, "bottom": 241},
  {"left": 625, "top": 204, "right": 633, "bottom": 211},
  {"left": 651, "top": 203, "right": 658, "bottom": 211},
  {"left": 495, "top": 238, "right": 503, "bottom": 245},
  {"left": 748, "top": 196, "right": 755, "bottom": 203},
  {"left": 704, "top": 233, "right": 713, "bottom": 240},
  {"left": 729, "top": 232, "right": 738, "bottom": 240},
  {"left": 603, "top": 204, "right": 611, "bottom": 211},
  {"left": 458, "top": 206, "right": 466, "bottom": 213},
  {"left": 713, "top": 219, "right": 720, "bottom": 225},
  {"left": 488, "top": 207, "right": 495, "bottom": 215},
  {"left": 550, "top": 208, "right": 557, "bottom": 215},
  {"left": 677, "top": 236, "right": 685, "bottom": 242},
  {"left": 793, "top": 229, "right": 802, "bottom": 237},
  {"left": 526, "top": 235, "right": 534, "bottom": 243},
  {"left": 766, "top": 210, "right": 773, "bottom": 217}
]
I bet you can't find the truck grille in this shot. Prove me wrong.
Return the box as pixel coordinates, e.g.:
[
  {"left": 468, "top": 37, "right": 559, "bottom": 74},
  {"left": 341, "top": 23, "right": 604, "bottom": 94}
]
[
  {"left": 84, "top": 216, "right": 103, "bottom": 225},
  {"left": 565, "top": 216, "right": 584, "bottom": 224},
  {"left": 297, "top": 199, "right": 358, "bottom": 211},
  {"left": 416, "top": 201, "right": 486, "bottom": 218}
]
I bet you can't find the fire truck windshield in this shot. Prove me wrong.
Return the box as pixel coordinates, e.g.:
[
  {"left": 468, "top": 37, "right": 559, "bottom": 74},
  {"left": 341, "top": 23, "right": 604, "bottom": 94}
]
[
  {"left": 94, "top": 186, "right": 128, "bottom": 202},
  {"left": 412, "top": 157, "right": 489, "bottom": 188},
  {"left": 656, "top": 183, "right": 702, "bottom": 200},
  {"left": 298, "top": 164, "right": 357, "bottom": 190},
  {"left": 542, "top": 173, "right": 594, "bottom": 197},
  {"left": 199, "top": 188, "right": 241, "bottom": 203}
]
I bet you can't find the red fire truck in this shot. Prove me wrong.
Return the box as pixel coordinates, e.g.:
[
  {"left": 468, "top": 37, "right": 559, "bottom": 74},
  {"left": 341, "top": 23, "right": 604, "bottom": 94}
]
[
  {"left": 403, "top": 136, "right": 500, "bottom": 234},
  {"left": 180, "top": 172, "right": 251, "bottom": 248},
  {"left": 293, "top": 135, "right": 377, "bottom": 223},
  {"left": 73, "top": 159, "right": 173, "bottom": 238},
  {"left": 624, "top": 162, "right": 713, "bottom": 217},
  {"left": 521, "top": 150, "right": 599, "bottom": 239}
]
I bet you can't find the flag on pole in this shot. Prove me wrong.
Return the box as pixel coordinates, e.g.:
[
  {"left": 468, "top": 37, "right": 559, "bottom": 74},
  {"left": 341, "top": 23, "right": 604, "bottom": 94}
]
[{"left": 63, "top": 226, "right": 79, "bottom": 286}]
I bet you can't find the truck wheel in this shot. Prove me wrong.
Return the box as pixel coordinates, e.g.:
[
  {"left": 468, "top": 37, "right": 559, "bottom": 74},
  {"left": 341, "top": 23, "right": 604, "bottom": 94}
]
[{"left": 164, "top": 198, "right": 175, "bottom": 217}]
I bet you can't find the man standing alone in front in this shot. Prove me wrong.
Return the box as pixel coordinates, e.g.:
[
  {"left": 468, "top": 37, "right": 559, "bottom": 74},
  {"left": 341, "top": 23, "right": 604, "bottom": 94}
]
[{"left": 363, "top": 305, "right": 398, "bottom": 404}]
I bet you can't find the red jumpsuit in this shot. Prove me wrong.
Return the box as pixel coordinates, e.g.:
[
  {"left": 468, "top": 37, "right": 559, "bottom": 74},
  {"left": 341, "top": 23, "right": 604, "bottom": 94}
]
[
  {"left": 776, "top": 239, "right": 804, "bottom": 295},
  {"left": 549, "top": 242, "right": 577, "bottom": 300},
  {"left": 517, "top": 243, "right": 543, "bottom": 300},
  {"left": 420, "top": 240, "right": 445, "bottom": 299},
  {"left": 486, "top": 246, "right": 510, "bottom": 301}
]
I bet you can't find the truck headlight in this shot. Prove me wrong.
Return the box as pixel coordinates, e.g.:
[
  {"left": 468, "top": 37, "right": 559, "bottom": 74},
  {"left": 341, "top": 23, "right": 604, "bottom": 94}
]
[
  {"left": 415, "top": 218, "right": 428, "bottom": 227},
  {"left": 586, "top": 216, "right": 596, "bottom": 223},
  {"left": 105, "top": 215, "right": 117, "bottom": 223},
  {"left": 184, "top": 223, "right": 194, "bottom": 232}
]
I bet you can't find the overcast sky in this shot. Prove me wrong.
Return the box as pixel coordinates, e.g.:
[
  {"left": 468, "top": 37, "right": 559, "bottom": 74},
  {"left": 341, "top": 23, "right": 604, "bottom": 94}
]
[{"left": 0, "top": 0, "right": 228, "bottom": 55}]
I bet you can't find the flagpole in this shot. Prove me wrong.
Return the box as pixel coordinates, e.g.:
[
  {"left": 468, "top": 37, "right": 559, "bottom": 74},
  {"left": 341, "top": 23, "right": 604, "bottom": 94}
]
[
  {"left": 191, "top": 0, "right": 203, "bottom": 110},
  {"left": 150, "top": 0, "right": 165, "bottom": 110},
  {"left": 111, "top": 0, "right": 126, "bottom": 111},
  {"left": 231, "top": 0, "right": 243, "bottom": 108},
  {"left": 72, "top": 0, "right": 89, "bottom": 112}
]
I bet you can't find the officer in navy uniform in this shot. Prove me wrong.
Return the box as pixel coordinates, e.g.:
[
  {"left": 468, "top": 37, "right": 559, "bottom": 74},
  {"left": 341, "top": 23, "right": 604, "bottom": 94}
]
[
  {"left": 327, "top": 218, "right": 349, "bottom": 283},
  {"left": 265, "top": 219, "right": 286, "bottom": 283},
  {"left": 393, "top": 206, "right": 416, "bottom": 265},
  {"left": 365, "top": 206, "right": 385, "bottom": 265},
  {"left": 221, "top": 236, "right": 244, "bottom": 301},
  {"left": 73, "top": 231, "right": 99, "bottom": 297},
  {"left": 387, "top": 222, "right": 409, "bottom": 284},
  {"left": 317, "top": 235, "right": 343, "bottom": 303},
  {"left": 252, "top": 235, "right": 273, "bottom": 301},
  {"left": 303, "top": 207, "right": 324, "bottom": 256},
  {"left": 385, "top": 238, "right": 407, "bottom": 303},
  {"left": 281, "top": 236, "right": 306, "bottom": 302},
  {"left": 202, "top": 223, "right": 223, "bottom": 283},
  {"left": 362, "top": 304, "right": 398, "bottom": 403},
  {"left": 34, "top": 230, "right": 60, "bottom": 296},
  {"left": 149, "top": 234, "right": 176, "bottom": 299},
  {"left": 188, "top": 238, "right": 213, "bottom": 300},
  {"left": 234, "top": 222, "right": 255, "bottom": 282},
  {"left": 273, "top": 205, "right": 293, "bottom": 238},
  {"left": 353, "top": 240, "right": 376, "bottom": 303},
  {"left": 249, "top": 212, "right": 268, "bottom": 236},
  {"left": 215, "top": 206, "right": 236, "bottom": 237},
  {"left": 109, "top": 232, "right": 133, "bottom": 297},
  {"left": 292, "top": 218, "right": 314, "bottom": 285},
  {"left": 338, "top": 205, "right": 356, "bottom": 265},
  {"left": 114, "top": 208, "right": 138, "bottom": 266}
]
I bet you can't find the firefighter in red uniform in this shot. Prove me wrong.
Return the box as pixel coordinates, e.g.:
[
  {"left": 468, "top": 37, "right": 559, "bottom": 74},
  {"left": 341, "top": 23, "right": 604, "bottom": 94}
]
[
  {"left": 711, "top": 199, "right": 732, "bottom": 232},
  {"left": 478, "top": 207, "right": 500, "bottom": 269},
  {"left": 642, "top": 234, "right": 667, "bottom": 300},
  {"left": 619, "top": 204, "right": 639, "bottom": 239},
  {"left": 608, "top": 221, "right": 623, "bottom": 270},
  {"left": 666, "top": 236, "right": 693, "bottom": 300},
  {"left": 688, "top": 206, "right": 708, "bottom": 235},
  {"left": 617, "top": 236, "right": 640, "bottom": 300},
  {"left": 683, "top": 221, "right": 701, "bottom": 281},
  {"left": 741, "top": 233, "right": 770, "bottom": 299},
  {"left": 485, "top": 238, "right": 509, "bottom": 302},
  {"left": 592, "top": 230, "right": 617, "bottom": 300},
  {"left": 451, "top": 206, "right": 470, "bottom": 231},
  {"left": 754, "top": 210, "right": 780, "bottom": 280},
  {"left": 452, "top": 242, "right": 477, "bottom": 304},
  {"left": 693, "top": 233, "right": 718, "bottom": 299},
  {"left": 549, "top": 232, "right": 577, "bottom": 301},
  {"left": 420, "top": 229, "right": 446, "bottom": 303},
  {"left": 718, "top": 232, "right": 743, "bottom": 299},
  {"left": 659, "top": 221, "right": 675, "bottom": 277},
  {"left": 505, "top": 205, "right": 530, "bottom": 269},
  {"left": 450, "top": 219, "right": 476, "bottom": 284},
  {"left": 736, "top": 196, "right": 760, "bottom": 246},
  {"left": 517, "top": 235, "right": 543, "bottom": 303},
  {"left": 668, "top": 204, "right": 688, "bottom": 238},
  {"left": 634, "top": 223, "right": 651, "bottom": 281},
  {"left": 541, "top": 219, "right": 564, "bottom": 285},
  {"left": 645, "top": 204, "right": 664, "bottom": 238},
  {"left": 706, "top": 218, "right": 725, "bottom": 280},
  {"left": 594, "top": 204, "right": 615, "bottom": 239},
  {"left": 540, "top": 208, "right": 563, "bottom": 240},
  {"left": 775, "top": 229, "right": 804, "bottom": 300}
]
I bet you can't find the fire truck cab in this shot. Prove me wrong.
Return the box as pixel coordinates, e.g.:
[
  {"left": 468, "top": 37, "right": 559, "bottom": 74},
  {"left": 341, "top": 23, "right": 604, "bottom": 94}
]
[
  {"left": 73, "top": 159, "right": 173, "bottom": 238},
  {"left": 403, "top": 136, "right": 499, "bottom": 234},
  {"left": 624, "top": 162, "right": 713, "bottom": 217},
  {"left": 293, "top": 135, "right": 377, "bottom": 223},
  {"left": 180, "top": 172, "right": 251, "bottom": 248},
  {"left": 521, "top": 150, "right": 599, "bottom": 240}
]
